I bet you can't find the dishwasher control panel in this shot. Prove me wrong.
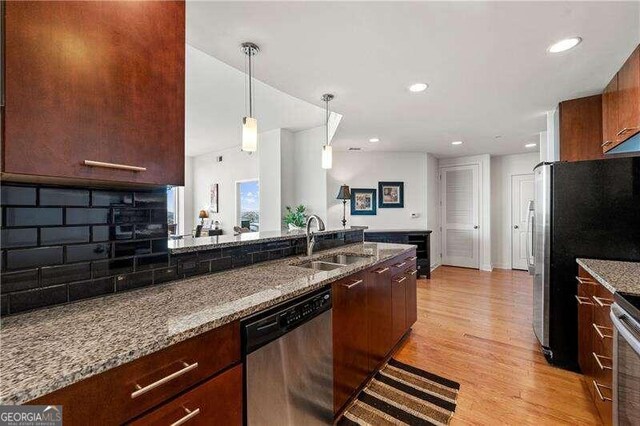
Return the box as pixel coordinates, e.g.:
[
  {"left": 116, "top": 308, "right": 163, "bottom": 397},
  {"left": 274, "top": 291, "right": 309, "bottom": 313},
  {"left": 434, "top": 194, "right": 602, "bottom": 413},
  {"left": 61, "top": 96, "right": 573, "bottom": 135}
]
[{"left": 280, "top": 292, "right": 331, "bottom": 327}]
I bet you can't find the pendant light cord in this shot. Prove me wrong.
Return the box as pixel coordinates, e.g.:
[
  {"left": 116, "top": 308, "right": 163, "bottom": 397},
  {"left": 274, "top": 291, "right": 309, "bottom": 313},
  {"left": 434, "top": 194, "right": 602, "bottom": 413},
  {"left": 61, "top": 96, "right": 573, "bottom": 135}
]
[
  {"left": 248, "top": 49, "right": 253, "bottom": 118},
  {"left": 325, "top": 97, "right": 329, "bottom": 146}
]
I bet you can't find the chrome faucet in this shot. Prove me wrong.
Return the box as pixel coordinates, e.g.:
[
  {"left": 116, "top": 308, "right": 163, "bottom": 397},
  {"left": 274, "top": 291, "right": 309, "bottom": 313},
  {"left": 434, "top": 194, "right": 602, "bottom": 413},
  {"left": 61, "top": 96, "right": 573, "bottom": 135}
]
[{"left": 306, "top": 215, "right": 326, "bottom": 257}]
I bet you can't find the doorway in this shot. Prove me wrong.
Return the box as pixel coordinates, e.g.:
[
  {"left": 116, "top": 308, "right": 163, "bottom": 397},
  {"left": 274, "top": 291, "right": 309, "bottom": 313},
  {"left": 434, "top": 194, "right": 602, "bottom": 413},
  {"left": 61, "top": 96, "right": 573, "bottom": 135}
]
[
  {"left": 236, "top": 180, "right": 260, "bottom": 231},
  {"left": 440, "top": 164, "right": 480, "bottom": 268},
  {"left": 511, "top": 174, "right": 534, "bottom": 270}
]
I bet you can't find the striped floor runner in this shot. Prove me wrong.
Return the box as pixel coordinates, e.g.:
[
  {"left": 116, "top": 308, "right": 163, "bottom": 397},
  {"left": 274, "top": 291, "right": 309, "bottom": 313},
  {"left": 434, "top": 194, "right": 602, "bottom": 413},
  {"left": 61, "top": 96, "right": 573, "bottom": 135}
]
[{"left": 338, "top": 358, "right": 460, "bottom": 426}]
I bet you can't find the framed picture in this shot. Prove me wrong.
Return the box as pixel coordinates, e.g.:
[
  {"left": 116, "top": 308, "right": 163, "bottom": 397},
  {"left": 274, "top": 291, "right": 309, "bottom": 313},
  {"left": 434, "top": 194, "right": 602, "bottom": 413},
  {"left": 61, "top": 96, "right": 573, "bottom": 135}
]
[
  {"left": 378, "top": 181, "right": 404, "bottom": 208},
  {"left": 350, "top": 188, "right": 377, "bottom": 215},
  {"left": 210, "top": 183, "right": 219, "bottom": 213}
]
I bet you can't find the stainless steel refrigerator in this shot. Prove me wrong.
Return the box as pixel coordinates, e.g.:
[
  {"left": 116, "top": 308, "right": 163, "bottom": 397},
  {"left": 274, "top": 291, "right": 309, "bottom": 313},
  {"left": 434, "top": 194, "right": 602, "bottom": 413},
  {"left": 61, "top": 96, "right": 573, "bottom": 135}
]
[{"left": 528, "top": 158, "right": 640, "bottom": 370}]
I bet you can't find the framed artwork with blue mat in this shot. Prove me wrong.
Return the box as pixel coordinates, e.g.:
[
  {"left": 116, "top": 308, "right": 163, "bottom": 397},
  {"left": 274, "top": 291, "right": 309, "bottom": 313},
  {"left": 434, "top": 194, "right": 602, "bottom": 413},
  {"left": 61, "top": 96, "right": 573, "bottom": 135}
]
[
  {"left": 378, "top": 181, "right": 404, "bottom": 208},
  {"left": 350, "top": 188, "right": 377, "bottom": 215}
]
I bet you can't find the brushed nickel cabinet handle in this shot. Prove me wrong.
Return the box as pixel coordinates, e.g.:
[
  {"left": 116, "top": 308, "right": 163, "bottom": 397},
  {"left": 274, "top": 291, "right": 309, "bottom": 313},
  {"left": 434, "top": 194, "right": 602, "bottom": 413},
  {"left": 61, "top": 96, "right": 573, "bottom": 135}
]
[
  {"left": 575, "top": 295, "right": 594, "bottom": 305},
  {"left": 593, "top": 380, "right": 612, "bottom": 402},
  {"left": 601, "top": 140, "right": 613, "bottom": 147},
  {"left": 408, "top": 256, "right": 417, "bottom": 261},
  {"left": 341, "top": 279, "right": 363, "bottom": 289},
  {"left": 592, "top": 352, "right": 612, "bottom": 371},
  {"left": 394, "top": 276, "right": 407, "bottom": 283},
  {"left": 593, "top": 323, "right": 613, "bottom": 340},
  {"left": 84, "top": 160, "right": 147, "bottom": 172},
  {"left": 593, "top": 295, "right": 613, "bottom": 308},
  {"left": 575, "top": 276, "right": 596, "bottom": 286},
  {"left": 171, "top": 407, "right": 201, "bottom": 426},
  {"left": 616, "top": 127, "right": 639, "bottom": 136},
  {"left": 131, "top": 361, "right": 199, "bottom": 399},
  {"left": 394, "top": 262, "right": 407, "bottom": 268},
  {"left": 409, "top": 269, "right": 418, "bottom": 276},
  {"left": 374, "top": 267, "right": 389, "bottom": 274}
]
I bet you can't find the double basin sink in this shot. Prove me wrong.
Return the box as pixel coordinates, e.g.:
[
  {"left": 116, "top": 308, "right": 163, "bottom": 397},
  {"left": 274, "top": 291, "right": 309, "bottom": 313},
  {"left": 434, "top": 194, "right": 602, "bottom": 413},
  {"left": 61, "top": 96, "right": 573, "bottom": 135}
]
[{"left": 294, "top": 254, "right": 371, "bottom": 271}]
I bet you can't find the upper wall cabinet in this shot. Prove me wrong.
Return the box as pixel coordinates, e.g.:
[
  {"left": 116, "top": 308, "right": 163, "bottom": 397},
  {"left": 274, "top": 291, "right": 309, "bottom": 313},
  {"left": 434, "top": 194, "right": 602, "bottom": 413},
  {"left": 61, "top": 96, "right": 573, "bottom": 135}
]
[
  {"left": 602, "top": 45, "right": 640, "bottom": 152},
  {"left": 559, "top": 95, "right": 604, "bottom": 162},
  {"left": 2, "top": 1, "right": 185, "bottom": 186}
]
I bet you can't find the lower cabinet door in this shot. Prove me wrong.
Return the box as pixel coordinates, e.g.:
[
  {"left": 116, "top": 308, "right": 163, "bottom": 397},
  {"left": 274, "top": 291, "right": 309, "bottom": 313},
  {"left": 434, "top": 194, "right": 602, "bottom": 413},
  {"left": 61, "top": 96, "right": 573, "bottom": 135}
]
[
  {"left": 367, "top": 264, "right": 393, "bottom": 372},
  {"left": 391, "top": 273, "right": 407, "bottom": 344},
  {"left": 405, "top": 269, "right": 418, "bottom": 328},
  {"left": 128, "top": 365, "right": 242, "bottom": 426},
  {"left": 333, "top": 274, "right": 369, "bottom": 414}
]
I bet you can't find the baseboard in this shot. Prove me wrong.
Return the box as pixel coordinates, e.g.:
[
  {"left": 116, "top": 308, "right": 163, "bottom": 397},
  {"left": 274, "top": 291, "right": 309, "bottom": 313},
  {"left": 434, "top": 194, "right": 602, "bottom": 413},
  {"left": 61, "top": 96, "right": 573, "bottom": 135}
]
[
  {"left": 430, "top": 263, "right": 440, "bottom": 272},
  {"left": 492, "top": 263, "right": 511, "bottom": 270},
  {"left": 480, "top": 263, "right": 493, "bottom": 272}
]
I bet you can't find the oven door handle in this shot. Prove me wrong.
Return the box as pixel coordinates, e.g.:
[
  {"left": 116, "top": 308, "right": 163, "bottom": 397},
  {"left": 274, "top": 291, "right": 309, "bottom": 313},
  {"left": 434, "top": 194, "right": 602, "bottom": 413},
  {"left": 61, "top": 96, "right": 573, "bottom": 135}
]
[{"left": 610, "top": 305, "right": 640, "bottom": 356}]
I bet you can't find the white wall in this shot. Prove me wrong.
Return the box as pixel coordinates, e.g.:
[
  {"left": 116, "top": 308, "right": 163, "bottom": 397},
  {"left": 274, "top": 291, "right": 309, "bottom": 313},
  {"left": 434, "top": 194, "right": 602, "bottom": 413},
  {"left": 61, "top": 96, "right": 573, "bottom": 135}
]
[
  {"left": 326, "top": 151, "right": 428, "bottom": 230},
  {"left": 258, "top": 129, "right": 282, "bottom": 232},
  {"left": 426, "top": 154, "right": 440, "bottom": 269},
  {"left": 179, "top": 157, "right": 195, "bottom": 235},
  {"left": 438, "top": 154, "right": 492, "bottom": 271},
  {"left": 490, "top": 152, "right": 539, "bottom": 269},
  {"left": 192, "top": 146, "right": 258, "bottom": 235},
  {"left": 292, "top": 126, "right": 328, "bottom": 219}
]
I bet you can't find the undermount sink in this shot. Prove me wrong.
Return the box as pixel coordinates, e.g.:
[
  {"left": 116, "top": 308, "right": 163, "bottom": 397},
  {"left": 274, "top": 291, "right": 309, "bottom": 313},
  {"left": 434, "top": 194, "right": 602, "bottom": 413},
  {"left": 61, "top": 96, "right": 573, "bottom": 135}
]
[
  {"left": 296, "top": 261, "right": 344, "bottom": 271},
  {"left": 294, "top": 254, "right": 371, "bottom": 271},
  {"left": 319, "top": 254, "right": 370, "bottom": 265}
]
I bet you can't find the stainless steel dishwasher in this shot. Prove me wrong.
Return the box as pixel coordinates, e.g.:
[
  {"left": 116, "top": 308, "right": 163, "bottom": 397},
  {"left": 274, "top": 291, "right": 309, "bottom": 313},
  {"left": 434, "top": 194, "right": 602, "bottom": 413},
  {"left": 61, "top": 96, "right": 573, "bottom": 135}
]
[{"left": 242, "top": 287, "right": 333, "bottom": 426}]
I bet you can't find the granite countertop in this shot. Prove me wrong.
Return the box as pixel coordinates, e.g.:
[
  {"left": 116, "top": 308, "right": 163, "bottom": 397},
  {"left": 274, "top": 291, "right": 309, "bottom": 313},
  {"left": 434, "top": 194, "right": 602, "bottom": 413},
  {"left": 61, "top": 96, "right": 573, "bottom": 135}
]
[
  {"left": 167, "top": 228, "right": 360, "bottom": 254},
  {"left": 577, "top": 258, "right": 640, "bottom": 295},
  {"left": 0, "top": 242, "right": 414, "bottom": 405}
]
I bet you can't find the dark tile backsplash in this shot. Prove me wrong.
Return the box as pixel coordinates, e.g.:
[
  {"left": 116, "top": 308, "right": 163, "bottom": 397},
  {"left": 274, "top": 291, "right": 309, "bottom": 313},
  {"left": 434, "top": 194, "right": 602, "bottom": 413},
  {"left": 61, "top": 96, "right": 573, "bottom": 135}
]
[{"left": 1, "top": 182, "right": 364, "bottom": 315}]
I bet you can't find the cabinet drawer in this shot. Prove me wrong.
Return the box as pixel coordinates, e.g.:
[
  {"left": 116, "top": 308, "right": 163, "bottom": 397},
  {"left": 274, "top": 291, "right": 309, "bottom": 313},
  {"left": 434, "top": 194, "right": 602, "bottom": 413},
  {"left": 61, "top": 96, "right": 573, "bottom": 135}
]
[
  {"left": 390, "top": 251, "right": 416, "bottom": 276},
  {"left": 31, "top": 321, "right": 240, "bottom": 425},
  {"left": 128, "top": 364, "right": 243, "bottom": 426}
]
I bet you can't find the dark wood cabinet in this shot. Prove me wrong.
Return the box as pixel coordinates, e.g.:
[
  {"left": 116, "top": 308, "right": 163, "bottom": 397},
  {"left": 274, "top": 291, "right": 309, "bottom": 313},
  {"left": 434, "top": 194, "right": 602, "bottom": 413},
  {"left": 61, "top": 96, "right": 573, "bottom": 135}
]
[
  {"left": 128, "top": 365, "right": 242, "bottom": 426},
  {"left": 391, "top": 272, "right": 408, "bottom": 344},
  {"left": 332, "top": 273, "right": 369, "bottom": 414},
  {"left": 602, "top": 75, "right": 619, "bottom": 152},
  {"left": 558, "top": 95, "right": 604, "bottom": 162},
  {"left": 366, "top": 263, "right": 393, "bottom": 372},
  {"left": 2, "top": 1, "right": 185, "bottom": 186},
  {"left": 406, "top": 268, "right": 418, "bottom": 328}
]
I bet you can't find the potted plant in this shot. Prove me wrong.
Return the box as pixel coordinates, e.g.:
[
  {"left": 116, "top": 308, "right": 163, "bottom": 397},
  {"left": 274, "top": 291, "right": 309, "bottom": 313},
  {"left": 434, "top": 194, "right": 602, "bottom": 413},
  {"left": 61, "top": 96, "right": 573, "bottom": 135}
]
[{"left": 284, "top": 205, "right": 307, "bottom": 230}]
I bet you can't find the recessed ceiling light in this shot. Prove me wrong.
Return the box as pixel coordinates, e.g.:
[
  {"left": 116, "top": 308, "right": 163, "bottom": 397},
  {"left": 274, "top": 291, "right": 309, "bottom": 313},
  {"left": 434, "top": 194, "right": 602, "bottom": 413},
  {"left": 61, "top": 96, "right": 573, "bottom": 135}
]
[
  {"left": 525, "top": 143, "right": 537, "bottom": 148},
  {"left": 548, "top": 37, "right": 582, "bottom": 53},
  {"left": 369, "top": 138, "right": 380, "bottom": 143},
  {"left": 408, "top": 83, "right": 428, "bottom": 92},
  {"left": 451, "top": 141, "right": 463, "bottom": 145}
]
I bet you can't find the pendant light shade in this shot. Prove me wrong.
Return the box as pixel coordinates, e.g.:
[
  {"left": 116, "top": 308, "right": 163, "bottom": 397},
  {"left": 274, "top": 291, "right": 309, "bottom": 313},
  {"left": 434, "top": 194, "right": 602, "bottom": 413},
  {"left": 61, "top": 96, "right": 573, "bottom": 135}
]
[
  {"left": 321, "top": 93, "right": 334, "bottom": 169},
  {"left": 241, "top": 42, "right": 259, "bottom": 152}
]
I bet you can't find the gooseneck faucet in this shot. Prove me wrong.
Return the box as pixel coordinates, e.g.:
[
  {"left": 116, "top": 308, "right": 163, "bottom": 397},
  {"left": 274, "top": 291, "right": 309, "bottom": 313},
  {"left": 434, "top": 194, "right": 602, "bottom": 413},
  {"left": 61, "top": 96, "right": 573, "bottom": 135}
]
[{"left": 306, "top": 215, "right": 326, "bottom": 257}]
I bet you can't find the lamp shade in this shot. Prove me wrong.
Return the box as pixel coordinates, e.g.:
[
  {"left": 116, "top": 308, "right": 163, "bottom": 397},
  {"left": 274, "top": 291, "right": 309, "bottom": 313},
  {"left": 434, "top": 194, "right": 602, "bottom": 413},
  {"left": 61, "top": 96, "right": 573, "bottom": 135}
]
[
  {"left": 242, "top": 116, "right": 258, "bottom": 152},
  {"left": 321, "top": 145, "right": 332, "bottom": 169},
  {"left": 198, "top": 210, "right": 209, "bottom": 219},
  {"left": 336, "top": 185, "right": 351, "bottom": 200}
]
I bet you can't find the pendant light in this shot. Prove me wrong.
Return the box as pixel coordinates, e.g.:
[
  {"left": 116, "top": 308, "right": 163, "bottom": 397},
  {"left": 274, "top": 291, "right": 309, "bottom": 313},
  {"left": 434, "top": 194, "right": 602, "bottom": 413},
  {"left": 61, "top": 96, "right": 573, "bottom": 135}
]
[
  {"left": 321, "top": 93, "right": 334, "bottom": 169},
  {"left": 241, "top": 42, "right": 259, "bottom": 152}
]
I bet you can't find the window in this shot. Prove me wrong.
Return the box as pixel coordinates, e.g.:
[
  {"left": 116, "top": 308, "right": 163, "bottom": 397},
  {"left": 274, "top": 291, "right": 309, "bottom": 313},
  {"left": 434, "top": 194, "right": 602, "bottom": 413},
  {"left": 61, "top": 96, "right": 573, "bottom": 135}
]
[
  {"left": 167, "top": 186, "right": 179, "bottom": 235},
  {"left": 237, "top": 180, "right": 259, "bottom": 231}
]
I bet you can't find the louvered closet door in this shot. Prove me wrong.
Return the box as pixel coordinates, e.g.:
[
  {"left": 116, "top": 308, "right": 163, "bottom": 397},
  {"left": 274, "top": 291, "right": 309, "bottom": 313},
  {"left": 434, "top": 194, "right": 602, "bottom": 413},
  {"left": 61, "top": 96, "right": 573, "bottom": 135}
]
[{"left": 441, "top": 165, "right": 480, "bottom": 268}]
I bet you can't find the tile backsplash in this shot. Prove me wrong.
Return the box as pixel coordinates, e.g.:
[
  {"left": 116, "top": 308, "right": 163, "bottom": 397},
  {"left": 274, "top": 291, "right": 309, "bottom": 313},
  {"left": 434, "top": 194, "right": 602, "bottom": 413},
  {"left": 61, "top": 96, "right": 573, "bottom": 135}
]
[{"left": 1, "top": 183, "right": 364, "bottom": 316}]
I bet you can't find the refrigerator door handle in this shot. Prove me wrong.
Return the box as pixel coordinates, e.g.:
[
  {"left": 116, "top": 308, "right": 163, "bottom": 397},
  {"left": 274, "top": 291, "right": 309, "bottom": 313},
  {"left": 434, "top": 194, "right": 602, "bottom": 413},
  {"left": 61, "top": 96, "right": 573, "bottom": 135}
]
[{"left": 526, "top": 200, "right": 535, "bottom": 275}]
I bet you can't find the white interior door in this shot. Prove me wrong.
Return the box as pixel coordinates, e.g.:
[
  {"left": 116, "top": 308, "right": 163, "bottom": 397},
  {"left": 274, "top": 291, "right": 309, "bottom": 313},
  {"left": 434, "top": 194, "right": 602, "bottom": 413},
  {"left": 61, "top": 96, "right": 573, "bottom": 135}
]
[
  {"left": 441, "top": 165, "right": 479, "bottom": 268},
  {"left": 511, "top": 174, "right": 534, "bottom": 270}
]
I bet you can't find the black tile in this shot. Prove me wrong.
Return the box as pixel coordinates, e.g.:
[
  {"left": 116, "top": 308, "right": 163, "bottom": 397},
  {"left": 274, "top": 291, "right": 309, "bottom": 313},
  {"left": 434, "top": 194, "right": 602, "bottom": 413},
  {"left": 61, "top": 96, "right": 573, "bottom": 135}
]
[
  {"left": 150, "top": 209, "right": 168, "bottom": 223},
  {"left": 41, "top": 226, "right": 90, "bottom": 245},
  {"left": 41, "top": 263, "right": 91, "bottom": 286},
  {"left": 136, "top": 254, "right": 169, "bottom": 271},
  {"left": 252, "top": 251, "right": 269, "bottom": 263},
  {"left": 153, "top": 267, "right": 179, "bottom": 284},
  {"left": 93, "top": 225, "right": 134, "bottom": 242},
  {"left": 5, "top": 207, "right": 62, "bottom": 227},
  {"left": 66, "top": 243, "right": 110, "bottom": 262},
  {"left": 1, "top": 269, "right": 39, "bottom": 293},
  {"left": 1, "top": 295, "right": 8, "bottom": 315},
  {"left": 1, "top": 228, "right": 38, "bottom": 248},
  {"left": 231, "top": 254, "right": 252, "bottom": 268},
  {"left": 135, "top": 224, "right": 167, "bottom": 239},
  {"left": 1, "top": 186, "right": 36, "bottom": 206},
  {"left": 151, "top": 239, "right": 169, "bottom": 254},
  {"left": 210, "top": 257, "right": 232, "bottom": 272},
  {"left": 197, "top": 249, "right": 221, "bottom": 261},
  {"left": 92, "top": 258, "right": 134, "bottom": 278},
  {"left": 66, "top": 208, "right": 110, "bottom": 225},
  {"left": 113, "top": 209, "right": 150, "bottom": 224},
  {"left": 92, "top": 191, "right": 133, "bottom": 207},
  {"left": 6, "top": 246, "right": 63, "bottom": 270},
  {"left": 10, "top": 285, "right": 67, "bottom": 313},
  {"left": 197, "top": 260, "right": 211, "bottom": 274},
  {"left": 262, "top": 241, "right": 291, "bottom": 251},
  {"left": 114, "top": 241, "right": 151, "bottom": 257},
  {"left": 134, "top": 192, "right": 166, "bottom": 208},
  {"left": 40, "top": 188, "right": 89, "bottom": 206},
  {"left": 116, "top": 271, "right": 153, "bottom": 291},
  {"left": 69, "top": 278, "right": 114, "bottom": 301},
  {"left": 268, "top": 249, "right": 284, "bottom": 260},
  {"left": 92, "top": 225, "right": 109, "bottom": 242}
]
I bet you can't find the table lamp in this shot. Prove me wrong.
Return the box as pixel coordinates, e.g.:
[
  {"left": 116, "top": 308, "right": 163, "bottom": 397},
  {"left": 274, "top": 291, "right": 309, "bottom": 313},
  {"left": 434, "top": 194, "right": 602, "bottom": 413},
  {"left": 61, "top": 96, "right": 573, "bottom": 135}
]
[{"left": 336, "top": 185, "right": 351, "bottom": 228}]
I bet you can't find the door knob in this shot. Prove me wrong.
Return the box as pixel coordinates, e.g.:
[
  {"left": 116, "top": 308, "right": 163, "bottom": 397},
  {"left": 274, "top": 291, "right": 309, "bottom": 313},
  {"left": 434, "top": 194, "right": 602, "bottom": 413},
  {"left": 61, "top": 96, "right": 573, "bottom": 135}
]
[
  {"left": 514, "top": 225, "right": 519, "bottom": 229},
  {"left": 473, "top": 225, "right": 478, "bottom": 229}
]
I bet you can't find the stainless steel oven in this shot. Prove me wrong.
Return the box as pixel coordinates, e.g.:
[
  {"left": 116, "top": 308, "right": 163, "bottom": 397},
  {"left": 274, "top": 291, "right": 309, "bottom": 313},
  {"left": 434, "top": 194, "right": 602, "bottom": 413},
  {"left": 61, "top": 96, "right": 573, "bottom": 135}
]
[{"left": 610, "top": 302, "right": 640, "bottom": 425}]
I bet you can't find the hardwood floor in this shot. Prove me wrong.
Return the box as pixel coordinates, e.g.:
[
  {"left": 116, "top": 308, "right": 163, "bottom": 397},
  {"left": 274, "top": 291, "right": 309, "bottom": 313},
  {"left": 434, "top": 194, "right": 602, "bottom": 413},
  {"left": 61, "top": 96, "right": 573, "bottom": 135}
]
[{"left": 394, "top": 266, "right": 602, "bottom": 425}]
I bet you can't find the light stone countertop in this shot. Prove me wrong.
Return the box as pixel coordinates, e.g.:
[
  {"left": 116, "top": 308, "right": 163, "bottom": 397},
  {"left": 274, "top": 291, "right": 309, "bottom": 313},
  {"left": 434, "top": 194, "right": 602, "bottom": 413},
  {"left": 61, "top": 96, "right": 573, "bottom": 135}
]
[
  {"left": 577, "top": 258, "right": 640, "bottom": 295},
  {"left": 0, "top": 242, "right": 414, "bottom": 405}
]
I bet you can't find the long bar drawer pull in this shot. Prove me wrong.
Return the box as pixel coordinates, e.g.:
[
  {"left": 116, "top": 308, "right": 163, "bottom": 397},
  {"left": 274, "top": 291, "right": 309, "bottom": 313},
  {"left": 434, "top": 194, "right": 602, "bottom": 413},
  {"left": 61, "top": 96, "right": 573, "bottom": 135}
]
[
  {"left": 341, "top": 279, "right": 363, "bottom": 289},
  {"left": 394, "top": 262, "right": 407, "bottom": 268},
  {"left": 575, "top": 276, "right": 595, "bottom": 286},
  {"left": 616, "top": 127, "right": 639, "bottom": 136},
  {"left": 84, "top": 160, "right": 147, "bottom": 172},
  {"left": 593, "top": 296, "right": 613, "bottom": 307},
  {"left": 374, "top": 267, "right": 389, "bottom": 274},
  {"left": 593, "top": 323, "right": 613, "bottom": 340},
  {"left": 575, "top": 295, "right": 594, "bottom": 305},
  {"left": 131, "top": 361, "right": 199, "bottom": 399},
  {"left": 394, "top": 276, "right": 407, "bottom": 283},
  {"left": 171, "top": 407, "right": 201, "bottom": 426},
  {"left": 601, "top": 140, "right": 613, "bottom": 147},
  {"left": 593, "top": 381, "right": 612, "bottom": 402},
  {"left": 409, "top": 270, "right": 418, "bottom": 276},
  {"left": 408, "top": 256, "right": 418, "bottom": 261},
  {"left": 592, "top": 352, "right": 612, "bottom": 371}
]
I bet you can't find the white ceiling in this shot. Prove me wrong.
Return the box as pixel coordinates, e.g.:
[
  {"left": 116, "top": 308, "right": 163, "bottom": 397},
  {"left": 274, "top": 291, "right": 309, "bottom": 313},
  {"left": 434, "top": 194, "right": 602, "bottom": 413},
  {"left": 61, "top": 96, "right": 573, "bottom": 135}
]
[
  {"left": 186, "top": 44, "right": 326, "bottom": 156},
  {"left": 186, "top": 1, "right": 640, "bottom": 157}
]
